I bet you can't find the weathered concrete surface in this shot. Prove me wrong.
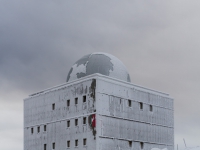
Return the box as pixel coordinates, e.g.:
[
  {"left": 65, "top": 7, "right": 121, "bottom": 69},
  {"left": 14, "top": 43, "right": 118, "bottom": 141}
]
[{"left": 24, "top": 74, "right": 173, "bottom": 150}]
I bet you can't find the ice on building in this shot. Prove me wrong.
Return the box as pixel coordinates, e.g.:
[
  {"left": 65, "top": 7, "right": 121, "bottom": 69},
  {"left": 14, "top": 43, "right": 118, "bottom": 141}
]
[{"left": 24, "top": 52, "right": 174, "bottom": 150}]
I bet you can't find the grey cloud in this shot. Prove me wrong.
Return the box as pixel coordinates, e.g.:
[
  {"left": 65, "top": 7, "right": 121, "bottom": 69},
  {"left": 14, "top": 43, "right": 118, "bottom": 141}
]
[{"left": 1, "top": 1, "right": 200, "bottom": 150}]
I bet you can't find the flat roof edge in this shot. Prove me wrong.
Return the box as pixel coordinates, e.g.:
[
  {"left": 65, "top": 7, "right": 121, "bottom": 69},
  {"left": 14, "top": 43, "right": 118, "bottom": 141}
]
[{"left": 28, "top": 73, "right": 170, "bottom": 98}]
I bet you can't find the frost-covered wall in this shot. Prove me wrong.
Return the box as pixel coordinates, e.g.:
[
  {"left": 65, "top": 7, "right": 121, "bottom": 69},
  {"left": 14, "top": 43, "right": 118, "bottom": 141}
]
[
  {"left": 24, "top": 79, "right": 97, "bottom": 150},
  {"left": 96, "top": 78, "right": 174, "bottom": 150},
  {"left": 24, "top": 74, "right": 174, "bottom": 150}
]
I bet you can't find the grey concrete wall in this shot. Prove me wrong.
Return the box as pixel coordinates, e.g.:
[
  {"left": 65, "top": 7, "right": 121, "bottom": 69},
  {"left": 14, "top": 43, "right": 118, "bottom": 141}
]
[
  {"left": 24, "top": 74, "right": 174, "bottom": 150},
  {"left": 98, "top": 138, "right": 173, "bottom": 150},
  {"left": 24, "top": 79, "right": 96, "bottom": 150},
  {"left": 96, "top": 78, "right": 174, "bottom": 150}
]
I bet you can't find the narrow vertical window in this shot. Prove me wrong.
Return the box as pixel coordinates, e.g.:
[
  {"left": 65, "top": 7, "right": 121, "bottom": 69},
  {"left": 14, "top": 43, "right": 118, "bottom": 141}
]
[
  {"left": 83, "top": 138, "right": 87, "bottom": 146},
  {"left": 75, "top": 97, "right": 78, "bottom": 104},
  {"left": 140, "top": 142, "right": 144, "bottom": 149},
  {"left": 75, "top": 119, "right": 78, "bottom": 126},
  {"left": 75, "top": 139, "right": 78, "bottom": 147},
  {"left": 67, "top": 120, "right": 70, "bottom": 127},
  {"left": 67, "top": 100, "right": 70, "bottom": 106},
  {"left": 128, "top": 100, "right": 131, "bottom": 107},
  {"left": 83, "top": 117, "right": 86, "bottom": 124},
  {"left": 67, "top": 141, "right": 70, "bottom": 148},
  {"left": 31, "top": 128, "right": 34, "bottom": 134},
  {"left": 139, "top": 102, "right": 143, "bottom": 110},
  {"left": 44, "top": 144, "right": 46, "bottom": 150},
  {"left": 83, "top": 95, "right": 86, "bottom": 103},
  {"left": 52, "top": 103, "right": 55, "bottom": 110},
  {"left": 37, "top": 126, "right": 40, "bottom": 133},
  {"left": 44, "top": 125, "right": 46, "bottom": 131},
  {"left": 52, "top": 143, "right": 55, "bottom": 149},
  {"left": 128, "top": 141, "right": 132, "bottom": 147},
  {"left": 150, "top": 105, "right": 153, "bottom": 112}
]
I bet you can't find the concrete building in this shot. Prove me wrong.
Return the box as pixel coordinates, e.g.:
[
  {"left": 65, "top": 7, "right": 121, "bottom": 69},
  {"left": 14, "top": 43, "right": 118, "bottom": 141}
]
[{"left": 24, "top": 53, "right": 174, "bottom": 150}]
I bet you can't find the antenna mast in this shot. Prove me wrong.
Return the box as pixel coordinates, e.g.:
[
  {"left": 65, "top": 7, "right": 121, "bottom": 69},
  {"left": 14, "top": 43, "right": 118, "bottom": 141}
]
[{"left": 183, "top": 138, "right": 187, "bottom": 148}]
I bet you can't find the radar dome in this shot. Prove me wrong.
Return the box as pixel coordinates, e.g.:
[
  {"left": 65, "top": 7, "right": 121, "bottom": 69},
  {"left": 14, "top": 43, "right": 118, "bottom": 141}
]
[{"left": 67, "top": 52, "right": 131, "bottom": 82}]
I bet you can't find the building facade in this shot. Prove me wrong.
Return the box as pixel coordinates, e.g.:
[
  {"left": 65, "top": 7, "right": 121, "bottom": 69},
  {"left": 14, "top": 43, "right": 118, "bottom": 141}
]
[{"left": 24, "top": 73, "right": 174, "bottom": 150}]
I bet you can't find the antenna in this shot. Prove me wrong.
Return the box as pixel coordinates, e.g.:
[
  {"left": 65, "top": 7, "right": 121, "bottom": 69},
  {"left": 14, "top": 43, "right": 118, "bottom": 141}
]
[{"left": 183, "top": 138, "right": 187, "bottom": 148}]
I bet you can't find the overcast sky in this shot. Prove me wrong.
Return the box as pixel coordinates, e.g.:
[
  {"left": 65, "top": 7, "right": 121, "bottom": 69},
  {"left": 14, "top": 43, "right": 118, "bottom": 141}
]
[{"left": 1, "top": 1, "right": 200, "bottom": 150}]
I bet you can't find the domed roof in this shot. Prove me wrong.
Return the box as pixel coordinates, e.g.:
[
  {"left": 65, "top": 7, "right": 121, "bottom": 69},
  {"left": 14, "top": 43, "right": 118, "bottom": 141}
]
[{"left": 67, "top": 52, "right": 131, "bottom": 82}]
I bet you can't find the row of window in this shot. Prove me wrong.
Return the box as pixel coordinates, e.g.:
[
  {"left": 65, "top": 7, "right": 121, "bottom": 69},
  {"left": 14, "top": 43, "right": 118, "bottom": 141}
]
[
  {"left": 44, "top": 140, "right": 143, "bottom": 150},
  {"left": 52, "top": 96, "right": 153, "bottom": 112},
  {"left": 52, "top": 95, "right": 87, "bottom": 110},
  {"left": 43, "top": 139, "right": 87, "bottom": 150},
  {"left": 70, "top": 117, "right": 87, "bottom": 127},
  {"left": 31, "top": 125, "right": 46, "bottom": 134},
  {"left": 69, "top": 139, "right": 87, "bottom": 147},
  {"left": 128, "top": 100, "right": 153, "bottom": 112},
  {"left": 31, "top": 117, "right": 87, "bottom": 134}
]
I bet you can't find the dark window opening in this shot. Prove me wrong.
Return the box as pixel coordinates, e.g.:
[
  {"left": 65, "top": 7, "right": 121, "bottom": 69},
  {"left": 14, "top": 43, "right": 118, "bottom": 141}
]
[
  {"left": 75, "top": 119, "right": 78, "bottom": 126},
  {"left": 75, "top": 139, "right": 78, "bottom": 147},
  {"left": 37, "top": 126, "right": 40, "bottom": 133},
  {"left": 83, "top": 138, "right": 87, "bottom": 146},
  {"left": 140, "top": 142, "right": 144, "bottom": 149},
  {"left": 52, "top": 143, "right": 55, "bottom": 149},
  {"left": 67, "top": 120, "right": 70, "bottom": 127},
  {"left": 128, "top": 141, "right": 132, "bottom": 147},
  {"left": 67, "top": 141, "right": 70, "bottom": 148},
  {"left": 44, "top": 144, "right": 46, "bottom": 150},
  {"left": 75, "top": 98, "right": 78, "bottom": 104},
  {"left": 31, "top": 128, "right": 34, "bottom": 134},
  {"left": 52, "top": 103, "right": 55, "bottom": 110},
  {"left": 139, "top": 102, "right": 143, "bottom": 110},
  {"left": 44, "top": 125, "right": 46, "bottom": 131},
  {"left": 128, "top": 100, "right": 131, "bottom": 107},
  {"left": 120, "top": 99, "right": 122, "bottom": 104},
  {"left": 67, "top": 100, "right": 70, "bottom": 106},
  {"left": 83, "top": 117, "right": 86, "bottom": 124},
  {"left": 150, "top": 105, "right": 153, "bottom": 112},
  {"left": 83, "top": 95, "right": 86, "bottom": 103}
]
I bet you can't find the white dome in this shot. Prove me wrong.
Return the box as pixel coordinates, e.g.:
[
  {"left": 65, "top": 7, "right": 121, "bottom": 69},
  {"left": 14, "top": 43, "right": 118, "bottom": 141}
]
[{"left": 67, "top": 52, "right": 131, "bottom": 82}]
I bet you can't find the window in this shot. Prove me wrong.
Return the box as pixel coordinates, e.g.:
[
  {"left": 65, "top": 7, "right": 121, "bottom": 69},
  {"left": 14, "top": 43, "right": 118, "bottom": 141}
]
[
  {"left": 128, "top": 141, "right": 132, "bottom": 147},
  {"left": 83, "top": 95, "right": 86, "bottom": 103},
  {"left": 75, "top": 119, "right": 78, "bottom": 126},
  {"left": 52, "top": 103, "right": 55, "bottom": 110},
  {"left": 75, "top": 97, "right": 78, "bottom": 104},
  {"left": 31, "top": 128, "right": 34, "bottom": 134},
  {"left": 83, "top": 138, "right": 87, "bottom": 146},
  {"left": 150, "top": 105, "right": 153, "bottom": 112},
  {"left": 44, "top": 125, "right": 46, "bottom": 131},
  {"left": 75, "top": 139, "right": 78, "bottom": 147},
  {"left": 140, "top": 142, "right": 144, "bottom": 149},
  {"left": 67, "top": 100, "right": 70, "bottom": 106},
  {"left": 44, "top": 144, "right": 46, "bottom": 150},
  {"left": 37, "top": 126, "right": 40, "bottom": 133},
  {"left": 67, "top": 140, "right": 70, "bottom": 148},
  {"left": 52, "top": 143, "right": 55, "bottom": 149},
  {"left": 139, "top": 102, "right": 143, "bottom": 110},
  {"left": 83, "top": 117, "right": 86, "bottom": 125},
  {"left": 67, "top": 120, "right": 70, "bottom": 127},
  {"left": 128, "top": 100, "right": 131, "bottom": 107}
]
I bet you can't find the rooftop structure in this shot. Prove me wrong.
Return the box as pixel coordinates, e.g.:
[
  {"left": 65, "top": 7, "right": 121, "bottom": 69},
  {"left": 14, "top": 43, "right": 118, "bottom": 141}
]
[{"left": 67, "top": 52, "right": 131, "bottom": 82}]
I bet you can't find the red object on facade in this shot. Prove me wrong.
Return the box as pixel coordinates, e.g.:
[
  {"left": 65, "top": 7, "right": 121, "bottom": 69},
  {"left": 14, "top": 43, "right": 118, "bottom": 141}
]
[
  {"left": 92, "top": 114, "right": 96, "bottom": 128},
  {"left": 89, "top": 114, "right": 96, "bottom": 128}
]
